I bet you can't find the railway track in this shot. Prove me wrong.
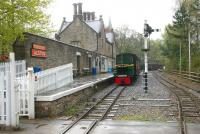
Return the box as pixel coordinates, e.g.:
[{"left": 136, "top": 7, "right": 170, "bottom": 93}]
[
  {"left": 154, "top": 72, "right": 200, "bottom": 134},
  {"left": 60, "top": 86, "right": 126, "bottom": 134}
]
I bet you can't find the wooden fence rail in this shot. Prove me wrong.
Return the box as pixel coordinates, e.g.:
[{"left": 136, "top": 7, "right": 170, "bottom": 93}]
[{"left": 171, "top": 70, "right": 200, "bottom": 83}]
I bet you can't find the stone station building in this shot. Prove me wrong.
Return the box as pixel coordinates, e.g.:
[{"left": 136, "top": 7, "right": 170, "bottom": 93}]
[{"left": 14, "top": 3, "right": 116, "bottom": 76}]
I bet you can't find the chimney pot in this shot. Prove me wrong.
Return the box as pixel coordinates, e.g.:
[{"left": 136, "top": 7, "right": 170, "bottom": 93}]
[
  {"left": 99, "top": 15, "right": 102, "bottom": 20},
  {"left": 73, "top": 3, "right": 77, "bottom": 15},
  {"left": 87, "top": 12, "right": 90, "bottom": 21},
  {"left": 83, "top": 12, "right": 87, "bottom": 21},
  {"left": 78, "top": 3, "right": 82, "bottom": 15},
  {"left": 91, "top": 12, "right": 95, "bottom": 20}
]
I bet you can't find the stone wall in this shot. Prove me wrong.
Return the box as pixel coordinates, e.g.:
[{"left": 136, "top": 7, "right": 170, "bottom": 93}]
[
  {"left": 59, "top": 17, "right": 98, "bottom": 52},
  {"left": 59, "top": 17, "right": 114, "bottom": 59},
  {"left": 35, "top": 77, "right": 113, "bottom": 117},
  {"left": 13, "top": 33, "right": 99, "bottom": 74}
]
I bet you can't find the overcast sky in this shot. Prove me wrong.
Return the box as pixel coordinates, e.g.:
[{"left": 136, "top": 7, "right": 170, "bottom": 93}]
[{"left": 47, "top": 0, "right": 176, "bottom": 39}]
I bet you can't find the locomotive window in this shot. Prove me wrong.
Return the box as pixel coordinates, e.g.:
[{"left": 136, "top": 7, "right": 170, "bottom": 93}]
[{"left": 116, "top": 67, "right": 126, "bottom": 75}]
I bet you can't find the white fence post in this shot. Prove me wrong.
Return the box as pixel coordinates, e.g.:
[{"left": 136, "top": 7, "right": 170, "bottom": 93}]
[
  {"left": 6, "top": 68, "right": 11, "bottom": 126},
  {"left": 27, "top": 68, "right": 35, "bottom": 119},
  {"left": 9, "top": 53, "right": 19, "bottom": 128},
  {"left": 55, "top": 71, "right": 58, "bottom": 89},
  {"left": 70, "top": 64, "right": 73, "bottom": 81}
]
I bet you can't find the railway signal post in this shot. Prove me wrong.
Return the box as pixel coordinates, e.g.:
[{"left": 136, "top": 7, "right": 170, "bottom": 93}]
[{"left": 142, "top": 20, "right": 159, "bottom": 93}]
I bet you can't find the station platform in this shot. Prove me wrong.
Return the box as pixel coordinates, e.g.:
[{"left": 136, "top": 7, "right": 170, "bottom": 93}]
[
  {"left": 1, "top": 120, "right": 200, "bottom": 134},
  {"left": 35, "top": 73, "right": 113, "bottom": 101}
]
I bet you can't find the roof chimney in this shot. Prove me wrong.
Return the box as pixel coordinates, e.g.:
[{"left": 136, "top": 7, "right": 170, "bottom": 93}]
[
  {"left": 73, "top": 3, "right": 78, "bottom": 20},
  {"left": 91, "top": 12, "right": 95, "bottom": 20},
  {"left": 99, "top": 15, "right": 103, "bottom": 21},
  {"left": 83, "top": 12, "right": 87, "bottom": 21},
  {"left": 77, "top": 3, "right": 83, "bottom": 20},
  {"left": 87, "top": 12, "right": 90, "bottom": 21},
  {"left": 73, "top": 3, "right": 77, "bottom": 15}
]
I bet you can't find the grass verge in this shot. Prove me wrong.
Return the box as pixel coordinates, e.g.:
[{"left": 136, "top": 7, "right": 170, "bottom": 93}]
[
  {"left": 117, "top": 114, "right": 168, "bottom": 122},
  {"left": 64, "top": 105, "right": 79, "bottom": 116}
]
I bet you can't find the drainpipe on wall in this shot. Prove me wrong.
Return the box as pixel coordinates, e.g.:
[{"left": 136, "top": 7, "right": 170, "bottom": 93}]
[
  {"left": 96, "top": 34, "right": 99, "bottom": 73},
  {"left": 112, "top": 43, "right": 113, "bottom": 69},
  {"left": 96, "top": 34, "right": 99, "bottom": 52}
]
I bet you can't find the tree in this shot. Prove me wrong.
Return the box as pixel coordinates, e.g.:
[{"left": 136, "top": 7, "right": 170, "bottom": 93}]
[
  {"left": 115, "top": 25, "right": 143, "bottom": 57},
  {"left": 148, "top": 39, "right": 164, "bottom": 63},
  {"left": 115, "top": 26, "right": 164, "bottom": 67},
  {"left": 0, "top": 0, "right": 53, "bottom": 54},
  {"left": 161, "top": 0, "right": 200, "bottom": 72}
]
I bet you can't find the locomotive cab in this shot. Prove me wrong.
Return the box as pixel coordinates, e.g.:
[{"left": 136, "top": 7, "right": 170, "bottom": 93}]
[{"left": 114, "top": 53, "right": 140, "bottom": 85}]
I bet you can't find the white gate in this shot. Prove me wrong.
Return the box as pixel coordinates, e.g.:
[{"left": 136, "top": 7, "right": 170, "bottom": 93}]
[
  {"left": 0, "top": 62, "right": 11, "bottom": 126},
  {"left": 0, "top": 53, "right": 34, "bottom": 128},
  {"left": 0, "top": 53, "right": 73, "bottom": 128},
  {"left": 15, "top": 67, "right": 34, "bottom": 118}
]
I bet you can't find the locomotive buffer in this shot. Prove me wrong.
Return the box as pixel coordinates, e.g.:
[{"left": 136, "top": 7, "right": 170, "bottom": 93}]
[{"left": 142, "top": 20, "right": 159, "bottom": 93}]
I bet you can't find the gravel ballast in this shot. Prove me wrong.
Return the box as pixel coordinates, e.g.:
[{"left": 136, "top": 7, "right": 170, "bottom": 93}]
[
  {"left": 71, "top": 72, "right": 179, "bottom": 122},
  {"left": 113, "top": 72, "right": 178, "bottom": 122}
]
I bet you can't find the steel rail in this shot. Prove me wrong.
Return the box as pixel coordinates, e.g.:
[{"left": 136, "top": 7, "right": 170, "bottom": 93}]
[
  {"left": 153, "top": 72, "right": 187, "bottom": 134},
  {"left": 164, "top": 76, "right": 200, "bottom": 114},
  {"left": 84, "top": 86, "right": 126, "bottom": 134},
  {"left": 159, "top": 71, "right": 200, "bottom": 113},
  {"left": 60, "top": 86, "right": 119, "bottom": 134}
]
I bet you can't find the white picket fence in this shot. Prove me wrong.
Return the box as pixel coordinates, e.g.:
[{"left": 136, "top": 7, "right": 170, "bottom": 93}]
[
  {"left": 0, "top": 53, "right": 73, "bottom": 128},
  {"left": 0, "top": 53, "right": 34, "bottom": 128},
  {"left": 34, "top": 63, "right": 73, "bottom": 95},
  {"left": 15, "top": 60, "right": 26, "bottom": 77}
]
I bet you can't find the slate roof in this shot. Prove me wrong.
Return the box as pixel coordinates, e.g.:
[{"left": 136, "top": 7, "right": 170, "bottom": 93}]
[
  {"left": 58, "top": 19, "right": 102, "bottom": 34},
  {"left": 58, "top": 20, "right": 71, "bottom": 34},
  {"left": 85, "top": 20, "right": 101, "bottom": 33},
  {"left": 106, "top": 32, "right": 114, "bottom": 44}
]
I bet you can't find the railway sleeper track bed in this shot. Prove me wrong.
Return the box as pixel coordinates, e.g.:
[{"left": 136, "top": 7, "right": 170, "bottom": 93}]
[
  {"left": 60, "top": 86, "right": 126, "bottom": 134},
  {"left": 154, "top": 72, "right": 200, "bottom": 134}
]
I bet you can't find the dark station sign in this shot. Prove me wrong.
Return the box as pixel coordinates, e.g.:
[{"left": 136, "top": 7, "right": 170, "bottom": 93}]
[{"left": 31, "top": 44, "right": 47, "bottom": 58}]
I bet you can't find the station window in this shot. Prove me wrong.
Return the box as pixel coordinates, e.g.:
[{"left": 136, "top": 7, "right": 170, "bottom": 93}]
[{"left": 70, "top": 41, "right": 80, "bottom": 47}]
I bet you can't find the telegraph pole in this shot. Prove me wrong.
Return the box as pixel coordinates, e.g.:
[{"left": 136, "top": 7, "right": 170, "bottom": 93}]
[
  {"left": 188, "top": 30, "right": 191, "bottom": 78},
  {"left": 142, "top": 20, "right": 159, "bottom": 93},
  {"left": 179, "top": 42, "right": 182, "bottom": 73}
]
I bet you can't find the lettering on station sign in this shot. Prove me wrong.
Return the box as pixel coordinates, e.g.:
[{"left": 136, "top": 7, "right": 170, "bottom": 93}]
[
  {"left": 31, "top": 44, "right": 47, "bottom": 58},
  {"left": 32, "top": 44, "right": 46, "bottom": 51}
]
